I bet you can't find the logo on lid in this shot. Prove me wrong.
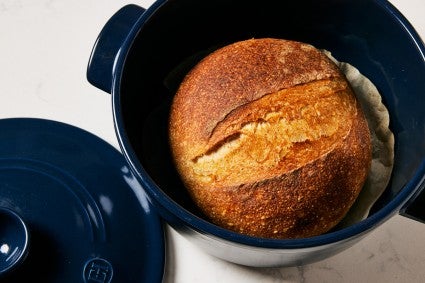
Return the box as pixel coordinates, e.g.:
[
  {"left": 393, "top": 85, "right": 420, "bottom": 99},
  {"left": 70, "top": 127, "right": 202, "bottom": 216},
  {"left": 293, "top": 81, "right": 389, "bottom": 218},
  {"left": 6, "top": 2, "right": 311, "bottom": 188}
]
[{"left": 83, "top": 258, "right": 113, "bottom": 283}]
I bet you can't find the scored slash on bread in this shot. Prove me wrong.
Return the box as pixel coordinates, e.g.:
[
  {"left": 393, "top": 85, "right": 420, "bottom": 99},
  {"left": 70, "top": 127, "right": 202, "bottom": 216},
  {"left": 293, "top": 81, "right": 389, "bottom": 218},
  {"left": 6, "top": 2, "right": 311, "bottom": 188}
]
[{"left": 169, "top": 38, "right": 372, "bottom": 239}]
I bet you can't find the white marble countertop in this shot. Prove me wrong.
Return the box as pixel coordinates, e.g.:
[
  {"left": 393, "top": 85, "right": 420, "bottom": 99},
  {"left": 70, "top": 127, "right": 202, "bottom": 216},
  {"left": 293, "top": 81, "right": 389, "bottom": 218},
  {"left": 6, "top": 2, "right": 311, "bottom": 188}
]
[{"left": 1, "top": 0, "right": 425, "bottom": 282}]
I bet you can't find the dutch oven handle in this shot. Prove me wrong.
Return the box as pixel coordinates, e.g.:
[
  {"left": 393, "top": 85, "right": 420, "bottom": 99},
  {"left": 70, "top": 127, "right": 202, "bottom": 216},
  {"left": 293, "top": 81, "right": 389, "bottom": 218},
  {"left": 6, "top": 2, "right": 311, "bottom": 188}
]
[
  {"left": 400, "top": 169, "right": 425, "bottom": 223},
  {"left": 87, "top": 4, "right": 146, "bottom": 94}
]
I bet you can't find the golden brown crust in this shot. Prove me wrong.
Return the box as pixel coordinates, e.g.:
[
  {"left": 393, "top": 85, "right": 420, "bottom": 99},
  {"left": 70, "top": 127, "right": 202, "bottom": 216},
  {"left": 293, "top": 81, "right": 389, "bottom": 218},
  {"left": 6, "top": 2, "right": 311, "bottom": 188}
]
[
  {"left": 169, "top": 38, "right": 372, "bottom": 239},
  {"left": 169, "top": 38, "right": 342, "bottom": 159}
]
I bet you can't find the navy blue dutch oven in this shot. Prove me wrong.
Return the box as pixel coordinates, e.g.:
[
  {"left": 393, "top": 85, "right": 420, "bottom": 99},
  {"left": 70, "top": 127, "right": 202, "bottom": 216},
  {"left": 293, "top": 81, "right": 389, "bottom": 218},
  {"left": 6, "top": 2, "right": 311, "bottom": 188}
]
[{"left": 87, "top": 0, "right": 425, "bottom": 267}]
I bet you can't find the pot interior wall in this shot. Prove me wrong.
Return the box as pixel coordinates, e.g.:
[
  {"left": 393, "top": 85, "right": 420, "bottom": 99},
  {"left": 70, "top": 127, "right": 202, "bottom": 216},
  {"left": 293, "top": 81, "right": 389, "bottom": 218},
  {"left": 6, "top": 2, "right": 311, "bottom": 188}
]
[{"left": 119, "top": 0, "right": 425, "bottom": 221}]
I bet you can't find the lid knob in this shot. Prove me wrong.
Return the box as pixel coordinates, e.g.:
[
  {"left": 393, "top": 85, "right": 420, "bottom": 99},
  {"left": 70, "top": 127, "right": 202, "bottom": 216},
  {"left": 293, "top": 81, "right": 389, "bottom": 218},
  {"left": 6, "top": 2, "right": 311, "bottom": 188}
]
[{"left": 0, "top": 207, "right": 29, "bottom": 275}]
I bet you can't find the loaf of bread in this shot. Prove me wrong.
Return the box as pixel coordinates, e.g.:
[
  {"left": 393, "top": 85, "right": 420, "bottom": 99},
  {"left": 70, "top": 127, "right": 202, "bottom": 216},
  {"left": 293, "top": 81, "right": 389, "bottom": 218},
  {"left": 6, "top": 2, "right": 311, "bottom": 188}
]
[{"left": 168, "top": 38, "right": 372, "bottom": 239}]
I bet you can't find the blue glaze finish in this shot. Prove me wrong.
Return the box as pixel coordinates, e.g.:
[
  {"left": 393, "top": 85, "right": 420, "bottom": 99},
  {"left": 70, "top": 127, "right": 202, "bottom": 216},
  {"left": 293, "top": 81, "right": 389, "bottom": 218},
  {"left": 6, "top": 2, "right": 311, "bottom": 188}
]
[
  {"left": 87, "top": 0, "right": 425, "bottom": 267},
  {"left": 0, "top": 207, "right": 29, "bottom": 275},
  {"left": 0, "top": 118, "right": 165, "bottom": 282}
]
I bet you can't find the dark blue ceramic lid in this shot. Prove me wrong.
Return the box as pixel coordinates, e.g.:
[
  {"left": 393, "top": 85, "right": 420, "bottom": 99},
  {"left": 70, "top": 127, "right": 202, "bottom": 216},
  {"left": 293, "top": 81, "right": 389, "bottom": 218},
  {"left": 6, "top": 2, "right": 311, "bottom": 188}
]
[{"left": 0, "top": 118, "right": 165, "bottom": 283}]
